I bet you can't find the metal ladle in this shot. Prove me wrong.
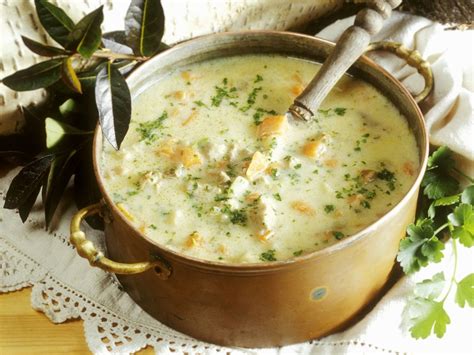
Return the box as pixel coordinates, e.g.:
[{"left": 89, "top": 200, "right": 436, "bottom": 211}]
[{"left": 288, "top": 0, "right": 402, "bottom": 121}]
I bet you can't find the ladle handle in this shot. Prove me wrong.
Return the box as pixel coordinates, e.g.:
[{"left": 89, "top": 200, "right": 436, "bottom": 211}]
[{"left": 289, "top": 0, "right": 402, "bottom": 121}]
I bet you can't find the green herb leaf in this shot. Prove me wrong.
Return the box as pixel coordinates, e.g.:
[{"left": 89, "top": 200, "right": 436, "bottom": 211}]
[
  {"left": 461, "top": 185, "right": 474, "bottom": 205},
  {"left": 4, "top": 154, "right": 54, "bottom": 212},
  {"left": 35, "top": 0, "right": 75, "bottom": 46},
  {"left": 433, "top": 194, "right": 460, "bottom": 207},
  {"left": 448, "top": 203, "right": 474, "bottom": 247},
  {"left": 125, "top": 0, "right": 165, "bottom": 57},
  {"left": 60, "top": 57, "right": 82, "bottom": 93},
  {"left": 95, "top": 62, "right": 131, "bottom": 150},
  {"left": 66, "top": 6, "right": 104, "bottom": 58},
  {"left": 428, "top": 146, "right": 455, "bottom": 170},
  {"left": 45, "top": 117, "right": 89, "bottom": 149},
  {"left": 43, "top": 151, "right": 78, "bottom": 226},
  {"left": 21, "top": 36, "right": 69, "bottom": 57},
  {"left": 422, "top": 170, "right": 459, "bottom": 199},
  {"left": 1, "top": 58, "right": 62, "bottom": 91},
  {"left": 397, "top": 219, "right": 444, "bottom": 274},
  {"left": 455, "top": 273, "right": 474, "bottom": 308},
  {"left": 414, "top": 272, "right": 445, "bottom": 300},
  {"left": 403, "top": 298, "right": 450, "bottom": 339},
  {"left": 260, "top": 249, "right": 277, "bottom": 262}
]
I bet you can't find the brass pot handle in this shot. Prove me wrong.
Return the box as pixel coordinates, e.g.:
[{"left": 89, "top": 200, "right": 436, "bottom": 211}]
[
  {"left": 366, "top": 41, "right": 433, "bottom": 103},
  {"left": 70, "top": 203, "right": 171, "bottom": 278}
]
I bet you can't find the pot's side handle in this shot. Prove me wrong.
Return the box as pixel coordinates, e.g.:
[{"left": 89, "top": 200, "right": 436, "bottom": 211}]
[
  {"left": 365, "top": 41, "right": 433, "bottom": 103},
  {"left": 70, "top": 203, "right": 171, "bottom": 279}
]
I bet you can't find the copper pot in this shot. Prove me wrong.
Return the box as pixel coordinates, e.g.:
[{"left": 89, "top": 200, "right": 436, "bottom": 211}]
[{"left": 70, "top": 31, "right": 431, "bottom": 348}]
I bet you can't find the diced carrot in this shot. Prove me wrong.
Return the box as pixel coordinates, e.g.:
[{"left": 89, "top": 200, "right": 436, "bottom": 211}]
[
  {"left": 179, "top": 146, "right": 202, "bottom": 168},
  {"left": 360, "top": 169, "right": 377, "bottom": 184},
  {"left": 291, "top": 84, "right": 304, "bottom": 96},
  {"left": 173, "top": 91, "right": 186, "bottom": 100},
  {"left": 257, "top": 115, "right": 287, "bottom": 137},
  {"left": 403, "top": 161, "right": 415, "bottom": 176},
  {"left": 324, "top": 159, "right": 338, "bottom": 168},
  {"left": 185, "top": 231, "right": 202, "bottom": 248},
  {"left": 246, "top": 151, "right": 268, "bottom": 180},
  {"left": 291, "top": 201, "right": 315, "bottom": 216},
  {"left": 347, "top": 194, "right": 364, "bottom": 205},
  {"left": 116, "top": 203, "right": 135, "bottom": 221},
  {"left": 257, "top": 229, "right": 274, "bottom": 242},
  {"left": 182, "top": 110, "right": 198, "bottom": 126},
  {"left": 246, "top": 192, "right": 261, "bottom": 202},
  {"left": 217, "top": 244, "right": 227, "bottom": 254},
  {"left": 302, "top": 134, "right": 326, "bottom": 158},
  {"left": 156, "top": 139, "right": 176, "bottom": 158},
  {"left": 181, "top": 71, "right": 192, "bottom": 81}
]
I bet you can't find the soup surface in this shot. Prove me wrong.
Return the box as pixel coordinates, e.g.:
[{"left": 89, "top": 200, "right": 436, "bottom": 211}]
[{"left": 101, "top": 55, "right": 419, "bottom": 263}]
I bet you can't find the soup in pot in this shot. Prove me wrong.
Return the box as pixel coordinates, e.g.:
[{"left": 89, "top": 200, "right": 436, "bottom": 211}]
[{"left": 101, "top": 54, "right": 419, "bottom": 263}]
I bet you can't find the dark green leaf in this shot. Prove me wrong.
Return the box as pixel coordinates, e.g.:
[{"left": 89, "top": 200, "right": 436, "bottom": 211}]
[
  {"left": 455, "top": 273, "right": 474, "bottom": 308},
  {"left": 403, "top": 298, "right": 450, "bottom": 339},
  {"left": 461, "top": 185, "right": 474, "bottom": 205},
  {"left": 102, "top": 38, "right": 133, "bottom": 55},
  {"left": 4, "top": 154, "right": 54, "bottom": 209},
  {"left": 433, "top": 194, "right": 460, "bottom": 207},
  {"left": 35, "top": 0, "right": 75, "bottom": 46},
  {"left": 61, "top": 57, "right": 82, "bottom": 93},
  {"left": 43, "top": 151, "right": 78, "bottom": 226},
  {"left": 18, "top": 184, "right": 41, "bottom": 222},
  {"left": 422, "top": 170, "right": 459, "bottom": 199},
  {"left": 74, "top": 144, "right": 103, "bottom": 229},
  {"left": 428, "top": 146, "right": 455, "bottom": 170},
  {"left": 103, "top": 31, "right": 127, "bottom": 45},
  {"left": 66, "top": 6, "right": 104, "bottom": 58},
  {"left": 414, "top": 272, "right": 445, "bottom": 300},
  {"left": 95, "top": 62, "right": 131, "bottom": 150},
  {"left": 125, "top": 0, "right": 165, "bottom": 56},
  {"left": 397, "top": 219, "right": 444, "bottom": 274},
  {"left": 21, "top": 36, "right": 69, "bottom": 57},
  {"left": 449, "top": 204, "right": 474, "bottom": 247},
  {"left": 45, "top": 117, "right": 90, "bottom": 149},
  {"left": 1, "top": 58, "right": 62, "bottom": 91}
]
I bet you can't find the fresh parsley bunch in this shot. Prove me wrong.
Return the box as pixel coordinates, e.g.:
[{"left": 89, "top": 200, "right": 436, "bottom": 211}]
[{"left": 397, "top": 146, "right": 474, "bottom": 339}]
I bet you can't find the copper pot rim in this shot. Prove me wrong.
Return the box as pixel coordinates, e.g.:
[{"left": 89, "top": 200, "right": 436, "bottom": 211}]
[{"left": 92, "top": 30, "right": 429, "bottom": 272}]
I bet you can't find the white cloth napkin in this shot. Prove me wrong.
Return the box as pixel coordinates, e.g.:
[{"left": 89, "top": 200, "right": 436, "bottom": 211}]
[{"left": 1, "top": 8, "right": 473, "bottom": 355}]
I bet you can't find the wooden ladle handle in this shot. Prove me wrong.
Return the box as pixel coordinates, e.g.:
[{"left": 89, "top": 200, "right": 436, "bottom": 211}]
[{"left": 289, "top": 0, "right": 402, "bottom": 121}]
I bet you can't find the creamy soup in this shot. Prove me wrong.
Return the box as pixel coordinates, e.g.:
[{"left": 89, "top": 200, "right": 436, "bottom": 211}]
[{"left": 101, "top": 55, "right": 419, "bottom": 263}]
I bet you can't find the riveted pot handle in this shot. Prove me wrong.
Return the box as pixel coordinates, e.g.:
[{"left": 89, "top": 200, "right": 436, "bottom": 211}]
[
  {"left": 365, "top": 41, "right": 433, "bottom": 103},
  {"left": 70, "top": 203, "right": 171, "bottom": 278}
]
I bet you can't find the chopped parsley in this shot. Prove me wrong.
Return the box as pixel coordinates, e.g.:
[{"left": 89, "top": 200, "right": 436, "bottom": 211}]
[
  {"left": 240, "top": 86, "right": 262, "bottom": 112},
  {"left": 194, "top": 100, "right": 208, "bottom": 108},
  {"left": 254, "top": 74, "right": 263, "bottom": 83},
  {"left": 324, "top": 204, "right": 335, "bottom": 213},
  {"left": 211, "top": 78, "right": 238, "bottom": 107},
  {"left": 136, "top": 111, "right": 168, "bottom": 144},
  {"left": 260, "top": 249, "right": 277, "bottom": 262},
  {"left": 222, "top": 205, "right": 248, "bottom": 226},
  {"left": 273, "top": 192, "right": 282, "bottom": 201},
  {"left": 293, "top": 250, "right": 303, "bottom": 257},
  {"left": 332, "top": 231, "right": 345, "bottom": 240},
  {"left": 253, "top": 107, "right": 277, "bottom": 125},
  {"left": 334, "top": 107, "right": 346, "bottom": 116}
]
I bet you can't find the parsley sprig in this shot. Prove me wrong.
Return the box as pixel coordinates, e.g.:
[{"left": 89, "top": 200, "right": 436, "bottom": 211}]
[{"left": 397, "top": 146, "right": 474, "bottom": 339}]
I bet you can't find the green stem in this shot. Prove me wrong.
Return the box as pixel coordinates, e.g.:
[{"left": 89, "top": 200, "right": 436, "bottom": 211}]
[
  {"left": 91, "top": 50, "right": 148, "bottom": 62},
  {"left": 434, "top": 222, "right": 449, "bottom": 236},
  {"left": 453, "top": 167, "right": 474, "bottom": 183},
  {"left": 442, "top": 237, "right": 458, "bottom": 302}
]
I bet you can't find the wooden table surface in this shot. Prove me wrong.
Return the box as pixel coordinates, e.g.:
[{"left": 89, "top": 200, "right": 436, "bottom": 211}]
[{"left": 0, "top": 288, "right": 153, "bottom": 354}]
